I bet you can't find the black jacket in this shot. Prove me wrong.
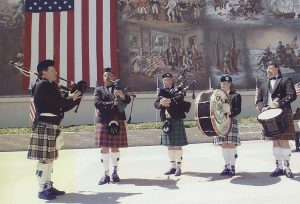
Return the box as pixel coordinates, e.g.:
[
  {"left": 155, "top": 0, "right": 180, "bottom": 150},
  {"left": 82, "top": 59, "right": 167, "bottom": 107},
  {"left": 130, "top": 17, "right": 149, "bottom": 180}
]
[
  {"left": 256, "top": 76, "right": 296, "bottom": 112},
  {"left": 228, "top": 91, "right": 242, "bottom": 118},
  {"left": 32, "top": 78, "right": 78, "bottom": 125},
  {"left": 94, "top": 85, "right": 131, "bottom": 123},
  {"left": 154, "top": 87, "right": 186, "bottom": 121}
]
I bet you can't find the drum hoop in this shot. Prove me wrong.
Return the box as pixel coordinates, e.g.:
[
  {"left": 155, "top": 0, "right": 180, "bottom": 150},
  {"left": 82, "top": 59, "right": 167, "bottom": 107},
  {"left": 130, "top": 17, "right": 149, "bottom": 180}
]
[{"left": 209, "top": 89, "right": 232, "bottom": 136}]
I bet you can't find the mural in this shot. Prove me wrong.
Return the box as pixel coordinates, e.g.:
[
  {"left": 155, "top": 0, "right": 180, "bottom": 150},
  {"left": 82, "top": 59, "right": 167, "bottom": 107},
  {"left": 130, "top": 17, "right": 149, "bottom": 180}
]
[
  {"left": 0, "top": 0, "right": 25, "bottom": 95},
  {"left": 1, "top": 0, "right": 300, "bottom": 95},
  {"left": 117, "top": 0, "right": 300, "bottom": 92}
]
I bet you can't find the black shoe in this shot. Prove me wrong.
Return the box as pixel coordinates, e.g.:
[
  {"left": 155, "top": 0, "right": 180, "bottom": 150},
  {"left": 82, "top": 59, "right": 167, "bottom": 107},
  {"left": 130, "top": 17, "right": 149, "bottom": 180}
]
[
  {"left": 111, "top": 171, "right": 120, "bottom": 183},
  {"left": 174, "top": 168, "right": 181, "bottom": 176},
  {"left": 38, "top": 189, "right": 56, "bottom": 200},
  {"left": 48, "top": 186, "right": 65, "bottom": 196},
  {"left": 164, "top": 167, "right": 176, "bottom": 175},
  {"left": 98, "top": 175, "right": 110, "bottom": 185},
  {"left": 284, "top": 168, "right": 294, "bottom": 178},
  {"left": 220, "top": 166, "right": 230, "bottom": 176},
  {"left": 270, "top": 168, "right": 284, "bottom": 177},
  {"left": 228, "top": 169, "right": 235, "bottom": 177},
  {"left": 227, "top": 165, "right": 236, "bottom": 176}
]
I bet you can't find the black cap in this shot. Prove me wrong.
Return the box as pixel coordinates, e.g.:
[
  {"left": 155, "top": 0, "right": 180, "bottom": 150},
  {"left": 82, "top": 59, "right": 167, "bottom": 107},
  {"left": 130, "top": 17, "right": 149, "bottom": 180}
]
[
  {"left": 220, "top": 75, "right": 232, "bottom": 82},
  {"left": 104, "top": 67, "right": 113, "bottom": 73},
  {"left": 37, "top": 59, "right": 54, "bottom": 73},
  {"left": 162, "top": 73, "right": 172, "bottom": 79}
]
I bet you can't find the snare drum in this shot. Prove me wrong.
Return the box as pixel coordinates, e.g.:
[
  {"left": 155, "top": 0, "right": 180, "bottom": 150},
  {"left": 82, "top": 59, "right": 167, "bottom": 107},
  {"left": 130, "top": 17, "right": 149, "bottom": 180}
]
[
  {"left": 195, "top": 89, "right": 232, "bottom": 137},
  {"left": 257, "top": 108, "right": 288, "bottom": 137}
]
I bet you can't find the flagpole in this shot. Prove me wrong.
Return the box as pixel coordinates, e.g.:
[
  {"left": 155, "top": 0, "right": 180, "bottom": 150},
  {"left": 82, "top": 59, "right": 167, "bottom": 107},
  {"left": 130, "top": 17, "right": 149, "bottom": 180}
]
[
  {"left": 156, "top": 77, "right": 159, "bottom": 122},
  {"left": 209, "top": 76, "right": 212, "bottom": 90}
]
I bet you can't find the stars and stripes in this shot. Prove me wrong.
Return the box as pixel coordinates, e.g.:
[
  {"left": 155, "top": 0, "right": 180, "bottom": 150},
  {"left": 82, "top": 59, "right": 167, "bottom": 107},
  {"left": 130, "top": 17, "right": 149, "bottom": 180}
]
[
  {"left": 294, "top": 82, "right": 300, "bottom": 96},
  {"left": 23, "top": 0, "right": 118, "bottom": 89},
  {"left": 29, "top": 97, "right": 36, "bottom": 122},
  {"left": 254, "top": 79, "right": 260, "bottom": 104},
  {"left": 156, "top": 76, "right": 164, "bottom": 95}
]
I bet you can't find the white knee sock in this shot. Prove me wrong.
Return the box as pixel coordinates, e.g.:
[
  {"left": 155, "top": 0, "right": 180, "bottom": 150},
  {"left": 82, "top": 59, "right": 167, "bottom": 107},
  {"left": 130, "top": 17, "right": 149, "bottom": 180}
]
[
  {"left": 111, "top": 152, "right": 120, "bottom": 172},
  {"left": 229, "top": 148, "right": 237, "bottom": 166},
  {"left": 46, "top": 161, "right": 53, "bottom": 186},
  {"left": 168, "top": 149, "right": 176, "bottom": 168},
  {"left": 101, "top": 153, "right": 110, "bottom": 176},
  {"left": 281, "top": 148, "right": 291, "bottom": 169},
  {"left": 36, "top": 162, "right": 51, "bottom": 192},
  {"left": 222, "top": 148, "right": 230, "bottom": 168},
  {"left": 175, "top": 149, "right": 183, "bottom": 169},
  {"left": 273, "top": 147, "right": 283, "bottom": 169}
]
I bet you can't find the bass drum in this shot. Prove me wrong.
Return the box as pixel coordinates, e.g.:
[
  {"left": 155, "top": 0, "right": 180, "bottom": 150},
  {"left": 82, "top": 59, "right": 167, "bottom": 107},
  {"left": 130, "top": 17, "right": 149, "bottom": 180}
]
[{"left": 195, "top": 89, "right": 232, "bottom": 137}]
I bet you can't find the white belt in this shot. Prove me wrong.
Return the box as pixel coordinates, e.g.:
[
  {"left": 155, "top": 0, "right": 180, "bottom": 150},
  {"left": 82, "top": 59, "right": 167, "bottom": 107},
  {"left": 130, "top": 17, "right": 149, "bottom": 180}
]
[{"left": 40, "top": 113, "right": 58, "bottom": 117}]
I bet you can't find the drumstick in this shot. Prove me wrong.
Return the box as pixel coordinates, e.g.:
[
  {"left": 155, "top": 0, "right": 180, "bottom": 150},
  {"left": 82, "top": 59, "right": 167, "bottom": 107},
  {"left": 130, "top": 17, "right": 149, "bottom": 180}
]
[{"left": 265, "top": 97, "right": 280, "bottom": 111}]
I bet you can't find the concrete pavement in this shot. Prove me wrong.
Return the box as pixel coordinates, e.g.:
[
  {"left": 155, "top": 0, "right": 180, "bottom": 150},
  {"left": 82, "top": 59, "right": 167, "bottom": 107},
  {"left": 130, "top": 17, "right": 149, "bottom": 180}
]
[{"left": 0, "top": 141, "right": 300, "bottom": 204}]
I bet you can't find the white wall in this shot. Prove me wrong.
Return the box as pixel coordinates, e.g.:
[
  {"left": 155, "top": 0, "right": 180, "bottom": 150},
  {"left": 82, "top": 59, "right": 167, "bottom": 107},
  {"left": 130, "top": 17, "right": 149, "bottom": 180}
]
[{"left": 1, "top": 91, "right": 299, "bottom": 128}]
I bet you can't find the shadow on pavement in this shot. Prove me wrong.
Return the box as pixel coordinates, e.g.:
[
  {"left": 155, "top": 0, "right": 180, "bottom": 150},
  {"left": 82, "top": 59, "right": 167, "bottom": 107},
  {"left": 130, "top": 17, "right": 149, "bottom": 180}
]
[
  {"left": 46, "top": 192, "right": 141, "bottom": 204},
  {"left": 230, "top": 172, "right": 282, "bottom": 186},
  {"left": 117, "top": 178, "right": 180, "bottom": 189},
  {"left": 182, "top": 172, "right": 232, "bottom": 181},
  {"left": 292, "top": 173, "right": 300, "bottom": 182}
]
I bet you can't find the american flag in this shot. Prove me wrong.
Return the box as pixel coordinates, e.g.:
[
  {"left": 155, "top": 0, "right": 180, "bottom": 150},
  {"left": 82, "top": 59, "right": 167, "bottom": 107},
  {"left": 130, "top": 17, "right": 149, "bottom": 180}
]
[
  {"left": 29, "top": 97, "right": 36, "bottom": 122},
  {"left": 156, "top": 76, "right": 163, "bottom": 95},
  {"left": 294, "top": 82, "right": 300, "bottom": 96},
  {"left": 23, "top": 0, "right": 118, "bottom": 89},
  {"left": 254, "top": 79, "right": 259, "bottom": 104}
]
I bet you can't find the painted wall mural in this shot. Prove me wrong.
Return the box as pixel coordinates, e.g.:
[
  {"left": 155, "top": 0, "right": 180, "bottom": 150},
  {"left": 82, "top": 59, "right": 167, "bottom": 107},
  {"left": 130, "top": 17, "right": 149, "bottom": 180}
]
[
  {"left": 117, "top": 0, "right": 300, "bottom": 92},
  {"left": 1, "top": 0, "right": 300, "bottom": 95}
]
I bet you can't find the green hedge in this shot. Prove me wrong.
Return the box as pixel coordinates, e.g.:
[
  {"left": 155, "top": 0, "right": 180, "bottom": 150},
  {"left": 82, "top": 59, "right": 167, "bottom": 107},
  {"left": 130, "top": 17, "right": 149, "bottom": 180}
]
[{"left": 0, "top": 118, "right": 257, "bottom": 135}]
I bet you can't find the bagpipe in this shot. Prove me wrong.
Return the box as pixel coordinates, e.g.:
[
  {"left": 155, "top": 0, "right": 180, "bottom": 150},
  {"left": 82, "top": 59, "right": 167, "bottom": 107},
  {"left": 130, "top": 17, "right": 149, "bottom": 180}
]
[
  {"left": 158, "top": 69, "right": 196, "bottom": 113},
  {"left": 106, "top": 78, "right": 136, "bottom": 124},
  {"left": 9, "top": 60, "right": 88, "bottom": 113}
]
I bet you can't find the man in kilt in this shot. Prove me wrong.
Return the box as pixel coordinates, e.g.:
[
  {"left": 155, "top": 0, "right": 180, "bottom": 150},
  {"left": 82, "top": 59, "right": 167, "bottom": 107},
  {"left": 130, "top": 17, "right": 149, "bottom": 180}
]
[
  {"left": 154, "top": 73, "right": 188, "bottom": 176},
  {"left": 256, "top": 61, "right": 297, "bottom": 178},
  {"left": 213, "top": 75, "right": 242, "bottom": 176},
  {"left": 27, "top": 60, "right": 81, "bottom": 200},
  {"left": 94, "top": 68, "right": 131, "bottom": 185}
]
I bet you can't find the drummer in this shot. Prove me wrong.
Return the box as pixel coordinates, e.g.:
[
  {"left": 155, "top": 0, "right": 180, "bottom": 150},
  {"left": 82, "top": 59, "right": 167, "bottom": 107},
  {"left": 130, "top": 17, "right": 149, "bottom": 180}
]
[
  {"left": 213, "top": 75, "right": 242, "bottom": 176},
  {"left": 255, "top": 61, "right": 297, "bottom": 178}
]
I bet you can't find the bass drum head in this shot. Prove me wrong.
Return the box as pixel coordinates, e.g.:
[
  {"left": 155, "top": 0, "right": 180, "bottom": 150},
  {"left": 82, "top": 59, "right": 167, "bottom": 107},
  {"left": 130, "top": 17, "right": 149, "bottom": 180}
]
[{"left": 210, "top": 89, "right": 232, "bottom": 136}]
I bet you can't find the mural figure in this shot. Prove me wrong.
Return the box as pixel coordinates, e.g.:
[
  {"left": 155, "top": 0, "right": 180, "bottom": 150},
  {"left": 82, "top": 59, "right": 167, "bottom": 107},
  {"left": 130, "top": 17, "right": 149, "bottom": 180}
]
[
  {"left": 165, "top": 0, "right": 177, "bottom": 22},
  {"left": 137, "top": 0, "right": 148, "bottom": 21},
  {"left": 166, "top": 42, "right": 178, "bottom": 70},
  {"left": 150, "top": 0, "right": 161, "bottom": 20}
]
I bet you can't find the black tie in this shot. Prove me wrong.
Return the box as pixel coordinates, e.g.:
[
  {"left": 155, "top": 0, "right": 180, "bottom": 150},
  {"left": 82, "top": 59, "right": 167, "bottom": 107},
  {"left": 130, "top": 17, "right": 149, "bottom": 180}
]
[{"left": 269, "top": 77, "right": 276, "bottom": 80}]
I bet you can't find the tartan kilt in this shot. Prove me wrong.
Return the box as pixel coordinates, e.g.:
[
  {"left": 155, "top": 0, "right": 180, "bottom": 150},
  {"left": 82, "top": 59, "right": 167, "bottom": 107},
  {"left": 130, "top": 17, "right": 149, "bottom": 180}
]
[
  {"left": 95, "top": 121, "right": 128, "bottom": 148},
  {"left": 161, "top": 119, "right": 188, "bottom": 146},
  {"left": 27, "top": 122, "right": 59, "bottom": 161},
  {"left": 264, "top": 112, "right": 296, "bottom": 140},
  {"left": 213, "top": 118, "right": 241, "bottom": 146}
]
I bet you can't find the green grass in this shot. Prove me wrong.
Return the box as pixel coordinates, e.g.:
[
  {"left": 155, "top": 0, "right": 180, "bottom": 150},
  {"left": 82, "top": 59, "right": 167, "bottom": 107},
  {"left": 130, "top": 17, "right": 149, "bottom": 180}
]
[{"left": 0, "top": 118, "right": 257, "bottom": 135}]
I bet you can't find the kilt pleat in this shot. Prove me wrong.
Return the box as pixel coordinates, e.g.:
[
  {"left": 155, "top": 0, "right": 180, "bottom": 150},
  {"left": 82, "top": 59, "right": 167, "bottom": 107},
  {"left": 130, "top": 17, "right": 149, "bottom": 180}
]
[
  {"left": 27, "top": 123, "right": 59, "bottom": 161},
  {"left": 213, "top": 118, "right": 241, "bottom": 146},
  {"left": 161, "top": 119, "right": 188, "bottom": 146},
  {"left": 95, "top": 121, "right": 128, "bottom": 148}
]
